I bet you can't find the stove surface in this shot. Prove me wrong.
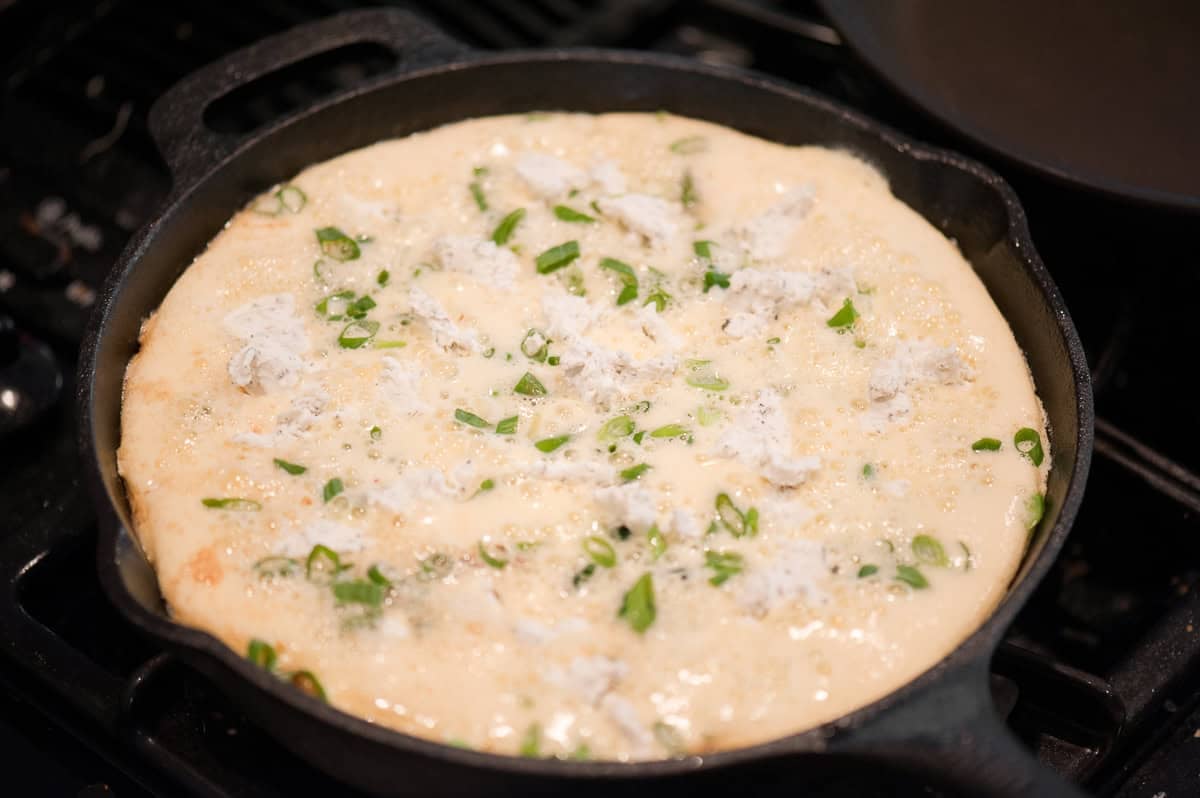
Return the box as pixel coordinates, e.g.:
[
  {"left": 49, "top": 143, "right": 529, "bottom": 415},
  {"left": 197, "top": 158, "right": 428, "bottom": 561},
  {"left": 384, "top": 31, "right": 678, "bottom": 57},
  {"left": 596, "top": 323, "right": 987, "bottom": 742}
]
[{"left": 1, "top": 2, "right": 1197, "bottom": 796}]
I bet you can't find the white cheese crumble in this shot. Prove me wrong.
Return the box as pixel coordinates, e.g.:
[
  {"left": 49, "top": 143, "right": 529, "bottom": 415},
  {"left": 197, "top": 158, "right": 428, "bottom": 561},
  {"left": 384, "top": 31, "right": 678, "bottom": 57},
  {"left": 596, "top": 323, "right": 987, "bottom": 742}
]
[
  {"left": 600, "top": 693, "right": 653, "bottom": 754},
  {"left": 408, "top": 286, "right": 482, "bottom": 354},
  {"left": 543, "top": 656, "right": 629, "bottom": 704},
  {"left": 432, "top": 235, "right": 520, "bottom": 290},
  {"left": 596, "top": 193, "right": 680, "bottom": 245},
  {"left": 557, "top": 338, "right": 678, "bottom": 404},
  {"left": 515, "top": 617, "right": 590, "bottom": 646},
  {"left": 594, "top": 483, "right": 659, "bottom": 533},
  {"left": 634, "top": 302, "right": 683, "bottom": 351},
  {"left": 277, "top": 518, "right": 368, "bottom": 558},
  {"left": 516, "top": 152, "right": 589, "bottom": 198},
  {"left": 590, "top": 159, "right": 627, "bottom": 195},
  {"left": 670, "top": 508, "right": 703, "bottom": 540},
  {"left": 524, "top": 459, "right": 615, "bottom": 485},
  {"left": 738, "top": 538, "right": 828, "bottom": 614},
  {"left": 714, "top": 389, "right": 820, "bottom": 487},
  {"left": 231, "top": 389, "right": 329, "bottom": 448},
  {"left": 223, "top": 293, "right": 309, "bottom": 394},
  {"left": 541, "top": 293, "right": 606, "bottom": 340},
  {"left": 735, "top": 186, "right": 814, "bottom": 261},
  {"left": 367, "top": 467, "right": 465, "bottom": 513},
  {"left": 721, "top": 267, "right": 855, "bottom": 339},
  {"left": 376, "top": 356, "right": 427, "bottom": 415},
  {"left": 863, "top": 340, "right": 972, "bottom": 431}
]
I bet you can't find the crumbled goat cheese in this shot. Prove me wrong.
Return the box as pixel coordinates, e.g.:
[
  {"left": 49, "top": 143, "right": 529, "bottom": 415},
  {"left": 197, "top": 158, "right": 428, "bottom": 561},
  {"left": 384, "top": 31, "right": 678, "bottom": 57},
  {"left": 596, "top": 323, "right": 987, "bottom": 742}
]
[
  {"left": 594, "top": 483, "right": 659, "bottom": 533},
  {"left": 232, "top": 389, "right": 329, "bottom": 447},
  {"left": 544, "top": 656, "right": 629, "bottom": 705},
  {"left": 379, "top": 614, "right": 411, "bottom": 639},
  {"left": 367, "top": 468, "right": 463, "bottom": 512},
  {"left": 449, "top": 571, "right": 504, "bottom": 624},
  {"left": 714, "top": 388, "right": 821, "bottom": 487},
  {"left": 738, "top": 538, "right": 828, "bottom": 614},
  {"left": 600, "top": 693, "right": 653, "bottom": 754},
  {"left": 881, "top": 479, "right": 910, "bottom": 498},
  {"left": 432, "top": 235, "right": 520, "bottom": 290},
  {"left": 516, "top": 617, "right": 591, "bottom": 646},
  {"left": 408, "top": 286, "right": 482, "bottom": 354},
  {"left": 596, "top": 194, "right": 679, "bottom": 245},
  {"left": 223, "top": 293, "right": 309, "bottom": 393},
  {"left": 756, "top": 496, "right": 815, "bottom": 529},
  {"left": 863, "top": 340, "right": 971, "bottom": 431},
  {"left": 721, "top": 268, "right": 855, "bottom": 339},
  {"left": 541, "top": 293, "right": 606, "bottom": 340},
  {"left": 558, "top": 338, "right": 678, "bottom": 404},
  {"left": 516, "top": 152, "right": 589, "bottom": 198},
  {"left": 277, "top": 518, "right": 368, "bottom": 557},
  {"left": 735, "top": 186, "right": 814, "bottom": 261},
  {"left": 590, "top": 159, "right": 627, "bottom": 195},
  {"left": 524, "top": 459, "right": 615, "bottom": 485},
  {"left": 376, "top": 356, "right": 427, "bottom": 415},
  {"left": 671, "top": 508, "right": 702, "bottom": 540},
  {"left": 634, "top": 302, "right": 683, "bottom": 351}
]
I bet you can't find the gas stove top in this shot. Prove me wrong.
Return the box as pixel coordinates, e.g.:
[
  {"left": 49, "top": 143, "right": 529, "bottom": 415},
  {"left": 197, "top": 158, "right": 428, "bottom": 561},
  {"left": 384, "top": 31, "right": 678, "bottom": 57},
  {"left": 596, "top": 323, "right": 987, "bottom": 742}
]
[{"left": 1, "top": 2, "right": 1197, "bottom": 796}]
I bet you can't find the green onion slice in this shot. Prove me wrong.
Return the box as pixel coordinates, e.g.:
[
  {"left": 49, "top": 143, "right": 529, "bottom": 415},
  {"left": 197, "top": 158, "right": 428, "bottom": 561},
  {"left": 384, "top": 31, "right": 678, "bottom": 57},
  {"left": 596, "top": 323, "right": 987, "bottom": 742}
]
[
  {"left": 377, "top": 269, "right": 390, "bottom": 286},
  {"left": 649, "top": 423, "right": 689, "bottom": 439},
  {"left": 618, "top": 573, "right": 656, "bottom": 633},
  {"left": 894, "top": 564, "right": 929, "bottom": 589},
  {"left": 583, "top": 535, "right": 617, "bottom": 568},
  {"left": 315, "top": 226, "right": 361, "bottom": 261},
  {"left": 702, "top": 270, "right": 730, "bottom": 293},
  {"left": 857, "top": 564, "right": 879, "bottom": 578},
  {"left": 519, "top": 723, "right": 541, "bottom": 758},
  {"left": 367, "top": 564, "right": 393, "bottom": 588},
  {"left": 862, "top": 463, "right": 876, "bottom": 479},
  {"left": 253, "top": 556, "right": 298, "bottom": 578},
  {"left": 670, "top": 136, "right": 708, "bottom": 155},
  {"left": 322, "top": 477, "right": 344, "bottom": 503},
  {"left": 332, "top": 579, "right": 386, "bottom": 607},
  {"left": 315, "top": 290, "right": 355, "bottom": 320},
  {"left": 491, "top": 208, "right": 525, "bottom": 245},
  {"left": 455, "top": 408, "right": 491, "bottom": 429},
  {"left": 681, "top": 170, "right": 697, "bottom": 208},
  {"left": 521, "top": 329, "right": 550, "bottom": 362},
  {"left": 705, "top": 550, "right": 744, "bottom": 586},
  {"left": 598, "top": 415, "right": 635, "bottom": 441},
  {"left": 599, "top": 257, "right": 638, "bottom": 306},
  {"left": 201, "top": 497, "right": 261, "bottom": 511},
  {"left": 1026, "top": 493, "right": 1045, "bottom": 531},
  {"left": 693, "top": 240, "right": 714, "bottom": 261},
  {"left": 685, "top": 359, "right": 729, "bottom": 391},
  {"left": 305, "top": 544, "right": 342, "bottom": 583},
  {"left": 1014, "top": 427, "right": 1045, "bottom": 466},
  {"left": 273, "top": 458, "right": 307, "bottom": 475},
  {"left": 290, "top": 670, "right": 326, "bottom": 701},
  {"left": 972, "top": 437, "right": 1002, "bottom": 452},
  {"left": 572, "top": 563, "right": 596, "bottom": 589},
  {"left": 644, "top": 288, "right": 670, "bottom": 312},
  {"left": 911, "top": 534, "right": 949, "bottom": 567},
  {"left": 469, "top": 180, "right": 488, "bottom": 212},
  {"left": 369, "top": 425, "right": 382, "bottom": 441},
  {"left": 647, "top": 525, "right": 667, "bottom": 560},
  {"left": 478, "top": 539, "right": 509, "bottom": 569},
  {"left": 826, "top": 298, "right": 859, "bottom": 329},
  {"left": 619, "top": 463, "right": 651, "bottom": 482},
  {"left": 419, "top": 552, "right": 454, "bottom": 580},
  {"left": 514, "top": 372, "right": 547, "bottom": 397},
  {"left": 714, "top": 493, "right": 758, "bottom": 538},
  {"left": 338, "top": 319, "right": 380, "bottom": 349},
  {"left": 536, "top": 241, "right": 580, "bottom": 274},
  {"left": 535, "top": 434, "right": 571, "bottom": 453},
  {"left": 247, "top": 639, "right": 277, "bottom": 670},
  {"left": 495, "top": 416, "right": 519, "bottom": 435},
  {"left": 554, "top": 205, "right": 596, "bottom": 223}
]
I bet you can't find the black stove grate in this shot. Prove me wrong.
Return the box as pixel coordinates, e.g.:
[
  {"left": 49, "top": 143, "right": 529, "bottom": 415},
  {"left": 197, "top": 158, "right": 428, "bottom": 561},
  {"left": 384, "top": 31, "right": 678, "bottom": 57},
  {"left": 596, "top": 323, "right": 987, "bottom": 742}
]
[{"left": 2, "top": 1, "right": 1198, "bottom": 795}]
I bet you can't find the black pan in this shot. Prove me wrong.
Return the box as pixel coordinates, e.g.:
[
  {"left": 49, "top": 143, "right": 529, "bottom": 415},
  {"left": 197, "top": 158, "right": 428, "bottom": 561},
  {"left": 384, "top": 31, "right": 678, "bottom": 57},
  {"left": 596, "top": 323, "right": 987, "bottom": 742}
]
[
  {"left": 78, "top": 10, "right": 1093, "bottom": 798},
  {"left": 818, "top": 0, "right": 1200, "bottom": 213}
]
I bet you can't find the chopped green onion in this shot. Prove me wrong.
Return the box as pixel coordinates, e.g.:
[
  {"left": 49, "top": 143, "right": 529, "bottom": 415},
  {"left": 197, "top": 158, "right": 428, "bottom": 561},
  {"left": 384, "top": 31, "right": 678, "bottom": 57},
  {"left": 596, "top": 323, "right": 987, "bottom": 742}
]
[
  {"left": 419, "top": 552, "right": 454, "bottom": 580},
  {"left": 253, "top": 556, "right": 298, "bottom": 578},
  {"left": 535, "top": 434, "right": 571, "bottom": 453},
  {"left": 912, "top": 534, "right": 949, "bottom": 567},
  {"left": 643, "top": 288, "right": 670, "bottom": 312},
  {"left": 862, "top": 463, "right": 876, "bottom": 479},
  {"left": 373, "top": 339, "right": 406, "bottom": 349},
  {"left": 714, "top": 493, "right": 757, "bottom": 538},
  {"left": 469, "top": 180, "right": 488, "bottom": 212},
  {"left": 972, "top": 437, "right": 1002, "bottom": 452},
  {"left": 305, "top": 544, "right": 342, "bottom": 583},
  {"left": 536, "top": 241, "right": 580, "bottom": 274},
  {"left": 315, "top": 226, "right": 360, "bottom": 261},
  {"left": 482, "top": 347, "right": 496, "bottom": 359},
  {"left": 1026, "top": 493, "right": 1045, "bottom": 530},
  {"left": 959, "top": 541, "right": 974, "bottom": 571},
  {"left": 599, "top": 257, "right": 638, "bottom": 306},
  {"left": 476, "top": 478, "right": 496, "bottom": 496},
  {"left": 313, "top": 259, "right": 332, "bottom": 283},
  {"left": 332, "top": 579, "right": 386, "bottom": 607},
  {"left": 598, "top": 415, "right": 635, "bottom": 441},
  {"left": 572, "top": 563, "right": 596, "bottom": 588},
  {"left": 681, "top": 170, "right": 697, "bottom": 208},
  {"left": 553, "top": 205, "right": 596, "bottom": 223},
  {"left": 857, "top": 564, "right": 879, "bottom": 578},
  {"left": 583, "top": 536, "right": 617, "bottom": 568},
  {"left": 369, "top": 425, "right": 382, "bottom": 441},
  {"left": 455, "top": 408, "right": 491, "bottom": 429},
  {"left": 615, "top": 525, "right": 633, "bottom": 541},
  {"left": 693, "top": 240, "right": 714, "bottom": 260},
  {"left": 1014, "top": 427, "right": 1045, "bottom": 466},
  {"left": 315, "top": 290, "right": 355, "bottom": 320},
  {"left": 685, "top": 359, "right": 729, "bottom": 391},
  {"left": 571, "top": 743, "right": 591, "bottom": 761},
  {"left": 322, "top": 477, "right": 344, "bottom": 503},
  {"left": 495, "top": 416, "right": 519, "bottom": 435},
  {"left": 491, "top": 208, "right": 525, "bottom": 245},
  {"left": 894, "top": 564, "right": 929, "bottom": 589},
  {"left": 826, "top": 298, "right": 859, "bottom": 329},
  {"left": 632, "top": 430, "right": 647, "bottom": 445},
  {"left": 705, "top": 550, "right": 744, "bottom": 586},
  {"left": 377, "top": 269, "right": 390, "bottom": 286},
  {"left": 201, "top": 497, "right": 261, "bottom": 511},
  {"left": 670, "top": 136, "right": 708, "bottom": 155},
  {"left": 290, "top": 670, "right": 326, "bottom": 701},
  {"left": 619, "top": 463, "right": 652, "bottom": 482},
  {"left": 274, "top": 458, "right": 307, "bottom": 475},
  {"left": 649, "top": 423, "right": 689, "bottom": 439},
  {"left": 514, "top": 372, "right": 547, "bottom": 396},
  {"left": 473, "top": 166, "right": 489, "bottom": 177},
  {"left": 338, "top": 319, "right": 380, "bottom": 349},
  {"left": 247, "top": 639, "right": 277, "bottom": 670},
  {"left": 478, "top": 539, "right": 509, "bottom": 569},
  {"left": 564, "top": 266, "right": 587, "bottom": 296},
  {"left": 519, "top": 723, "right": 541, "bottom": 758},
  {"left": 702, "top": 270, "right": 730, "bottom": 293},
  {"left": 367, "top": 564, "right": 393, "bottom": 587},
  {"left": 277, "top": 184, "right": 307, "bottom": 213},
  {"left": 766, "top": 336, "right": 781, "bottom": 345},
  {"left": 520, "top": 329, "right": 550, "bottom": 362},
  {"left": 618, "top": 573, "right": 656, "bottom": 633},
  {"left": 647, "top": 525, "right": 667, "bottom": 560}
]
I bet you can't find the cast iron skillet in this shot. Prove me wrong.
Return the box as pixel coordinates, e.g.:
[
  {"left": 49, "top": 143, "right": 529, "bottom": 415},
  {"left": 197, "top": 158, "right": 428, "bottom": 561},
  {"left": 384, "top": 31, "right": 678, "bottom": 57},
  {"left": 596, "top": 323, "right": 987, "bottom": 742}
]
[{"left": 78, "top": 9, "right": 1093, "bottom": 798}]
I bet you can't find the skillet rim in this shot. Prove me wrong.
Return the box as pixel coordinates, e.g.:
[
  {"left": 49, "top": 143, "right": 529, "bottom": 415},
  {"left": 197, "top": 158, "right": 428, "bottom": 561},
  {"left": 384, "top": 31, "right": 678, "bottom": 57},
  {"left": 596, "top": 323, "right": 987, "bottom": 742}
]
[{"left": 79, "top": 45, "right": 1094, "bottom": 778}]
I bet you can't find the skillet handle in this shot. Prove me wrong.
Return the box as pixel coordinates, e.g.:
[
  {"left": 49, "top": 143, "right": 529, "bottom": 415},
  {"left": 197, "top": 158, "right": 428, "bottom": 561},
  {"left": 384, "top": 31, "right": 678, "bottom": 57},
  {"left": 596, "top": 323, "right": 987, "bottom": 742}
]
[
  {"left": 840, "top": 657, "right": 1091, "bottom": 797},
  {"left": 147, "top": 9, "right": 469, "bottom": 191}
]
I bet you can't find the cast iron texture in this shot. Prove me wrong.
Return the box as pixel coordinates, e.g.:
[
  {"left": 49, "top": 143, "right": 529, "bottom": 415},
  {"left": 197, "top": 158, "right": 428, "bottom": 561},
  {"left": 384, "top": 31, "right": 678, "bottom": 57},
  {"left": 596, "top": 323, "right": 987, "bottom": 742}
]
[{"left": 77, "top": 9, "right": 1093, "bottom": 798}]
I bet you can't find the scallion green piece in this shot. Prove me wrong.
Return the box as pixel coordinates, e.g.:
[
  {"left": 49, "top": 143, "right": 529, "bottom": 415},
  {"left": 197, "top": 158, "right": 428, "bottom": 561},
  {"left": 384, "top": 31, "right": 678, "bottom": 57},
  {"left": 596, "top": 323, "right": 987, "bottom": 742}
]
[
  {"left": 315, "top": 226, "right": 360, "bottom": 261},
  {"left": 572, "top": 563, "right": 596, "bottom": 589},
  {"left": 520, "top": 329, "right": 550, "bottom": 362},
  {"left": 972, "top": 437, "right": 1002, "bottom": 452},
  {"left": 599, "top": 257, "right": 638, "bottom": 306},
  {"left": 367, "top": 564, "right": 393, "bottom": 588},
  {"left": 702, "top": 270, "right": 730, "bottom": 293},
  {"left": 455, "top": 408, "right": 490, "bottom": 429},
  {"left": 583, "top": 535, "right": 617, "bottom": 568},
  {"left": 338, "top": 319, "right": 379, "bottom": 349},
  {"left": 247, "top": 639, "right": 277, "bottom": 670},
  {"left": 598, "top": 415, "right": 635, "bottom": 441},
  {"left": 649, "top": 423, "right": 689, "bottom": 439},
  {"left": 894, "top": 564, "right": 929, "bottom": 589},
  {"left": 495, "top": 416, "right": 518, "bottom": 435},
  {"left": 478, "top": 539, "right": 509, "bottom": 569},
  {"left": 685, "top": 359, "right": 729, "bottom": 391},
  {"left": 643, "top": 288, "right": 670, "bottom": 312},
  {"left": 1014, "top": 427, "right": 1045, "bottom": 466},
  {"left": 514, "top": 372, "right": 547, "bottom": 397},
  {"left": 714, "top": 493, "right": 757, "bottom": 538},
  {"left": 201, "top": 497, "right": 261, "bottom": 511},
  {"left": 253, "top": 556, "right": 298, "bottom": 578},
  {"left": 912, "top": 534, "right": 949, "bottom": 567},
  {"left": 476, "top": 478, "right": 496, "bottom": 496},
  {"left": 469, "top": 178, "right": 488, "bottom": 211},
  {"left": 290, "top": 670, "right": 326, "bottom": 701},
  {"left": 857, "top": 564, "right": 879, "bottom": 578},
  {"left": 419, "top": 552, "right": 454, "bottom": 580},
  {"left": 862, "top": 463, "right": 876, "bottom": 479},
  {"left": 536, "top": 241, "right": 580, "bottom": 274},
  {"left": 369, "top": 425, "right": 382, "bottom": 441},
  {"left": 377, "top": 269, "right": 390, "bottom": 286},
  {"left": 332, "top": 578, "right": 386, "bottom": 607},
  {"left": 491, "top": 208, "right": 525, "bottom": 245},
  {"left": 826, "top": 298, "right": 859, "bottom": 329},
  {"left": 535, "top": 434, "right": 570, "bottom": 453},
  {"left": 619, "top": 463, "right": 651, "bottom": 482},
  {"left": 305, "top": 544, "right": 342, "bottom": 583},
  {"left": 553, "top": 205, "right": 596, "bottom": 223},
  {"left": 315, "top": 290, "right": 355, "bottom": 320},
  {"left": 693, "top": 240, "right": 714, "bottom": 261},
  {"left": 322, "top": 477, "right": 344, "bottom": 503},
  {"left": 705, "top": 550, "right": 744, "bottom": 586},
  {"left": 647, "top": 524, "right": 667, "bottom": 560},
  {"left": 273, "top": 458, "right": 307, "bottom": 475},
  {"left": 681, "top": 170, "right": 697, "bottom": 208},
  {"left": 670, "top": 136, "right": 707, "bottom": 155},
  {"left": 519, "top": 723, "right": 541, "bottom": 758},
  {"left": 1026, "top": 493, "right": 1045, "bottom": 530},
  {"left": 618, "top": 573, "right": 656, "bottom": 633}
]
